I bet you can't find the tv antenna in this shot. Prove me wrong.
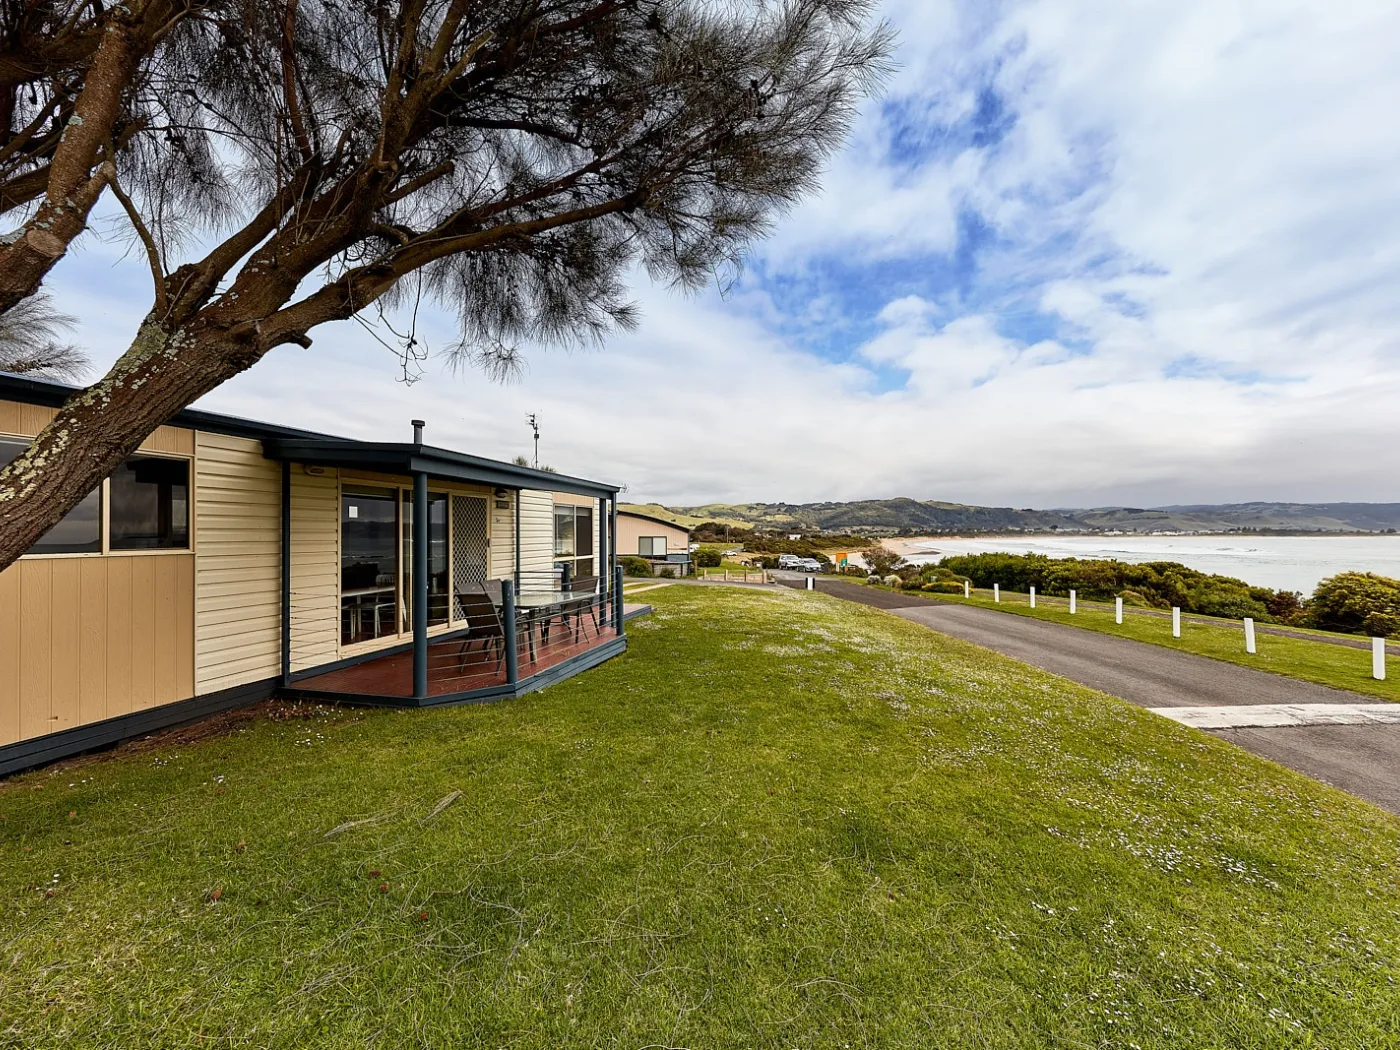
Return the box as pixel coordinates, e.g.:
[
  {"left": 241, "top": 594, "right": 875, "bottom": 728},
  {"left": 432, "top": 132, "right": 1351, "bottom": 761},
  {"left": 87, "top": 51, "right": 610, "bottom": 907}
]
[{"left": 527, "top": 413, "right": 540, "bottom": 468}]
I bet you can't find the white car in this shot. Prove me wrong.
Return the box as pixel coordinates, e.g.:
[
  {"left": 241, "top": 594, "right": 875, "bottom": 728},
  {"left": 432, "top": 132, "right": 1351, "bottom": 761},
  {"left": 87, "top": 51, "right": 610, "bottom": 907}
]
[{"left": 793, "top": 557, "right": 822, "bottom": 573}]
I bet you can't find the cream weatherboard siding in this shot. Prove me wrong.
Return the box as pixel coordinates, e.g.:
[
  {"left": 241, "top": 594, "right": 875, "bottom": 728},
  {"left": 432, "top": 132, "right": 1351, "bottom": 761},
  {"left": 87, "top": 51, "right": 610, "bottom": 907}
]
[
  {"left": 518, "top": 489, "right": 556, "bottom": 579},
  {"left": 289, "top": 467, "right": 340, "bottom": 673},
  {"left": 192, "top": 432, "right": 282, "bottom": 694},
  {"left": 489, "top": 490, "right": 516, "bottom": 580}
]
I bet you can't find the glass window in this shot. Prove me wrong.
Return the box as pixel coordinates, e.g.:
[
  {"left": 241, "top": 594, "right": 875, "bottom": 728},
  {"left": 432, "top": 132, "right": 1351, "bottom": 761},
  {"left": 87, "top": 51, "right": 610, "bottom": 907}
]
[
  {"left": 341, "top": 487, "right": 398, "bottom": 645},
  {"left": 109, "top": 455, "right": 189, "bottom": 550},
  {"left": 403, "top": 492, "right": 450, "bottom": 630},
  {"left": 639, "top": 536, "right": 666, "bottom": 556},
  {"left": 553, "top": 505, "right": 576, "bottom": 557},
  {"left": 0, "top": 438, "right": 102, "bottom": 554},
  {"left": 576, "top": 507, "right": 594, "bottom": 558}
]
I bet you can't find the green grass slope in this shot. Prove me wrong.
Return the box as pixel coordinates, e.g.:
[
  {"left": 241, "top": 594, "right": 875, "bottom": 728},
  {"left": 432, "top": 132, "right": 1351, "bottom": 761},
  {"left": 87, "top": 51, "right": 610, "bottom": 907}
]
[{"left": 2, "top": 588, "right": 1398, "bottom": 1047}]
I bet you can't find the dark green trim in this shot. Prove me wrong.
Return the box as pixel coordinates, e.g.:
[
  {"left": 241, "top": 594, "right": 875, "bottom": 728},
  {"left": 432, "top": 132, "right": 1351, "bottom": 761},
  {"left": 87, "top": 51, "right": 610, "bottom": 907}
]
[
  {"left": 0, "top": 677, "right": 279, "bottom": 779},
  {"left": 263, "top": 438, "right": 619, "bottom": 499},
  {"left": 412, "top": 472, "right": 429, "bottom": 699},
  {"left": 280, "top": 461, "right": 292, "bottom": 686}
]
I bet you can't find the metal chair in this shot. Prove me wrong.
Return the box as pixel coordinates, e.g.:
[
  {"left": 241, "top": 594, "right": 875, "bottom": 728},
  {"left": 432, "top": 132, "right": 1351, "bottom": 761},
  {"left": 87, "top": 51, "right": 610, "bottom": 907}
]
[{"left": 452, "top": 584, "right": 506, "bottom": 675}]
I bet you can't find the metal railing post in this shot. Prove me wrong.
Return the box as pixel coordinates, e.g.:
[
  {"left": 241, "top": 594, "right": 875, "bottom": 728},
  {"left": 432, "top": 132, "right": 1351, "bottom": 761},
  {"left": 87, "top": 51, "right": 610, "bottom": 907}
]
[
  {"left": 502, "top": 578, "right": 519, "bottom": 687},
  {"left": 412, "top": 471, "right": 428, "bottom": 700},
  {"left": 614, "top": 565, "right": 625, "bottom": 634}
]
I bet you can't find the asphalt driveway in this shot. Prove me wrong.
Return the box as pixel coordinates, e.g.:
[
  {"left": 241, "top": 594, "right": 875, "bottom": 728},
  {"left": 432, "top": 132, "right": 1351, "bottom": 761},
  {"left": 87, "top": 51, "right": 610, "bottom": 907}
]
[{"left": 796, "top": 579, "right": 1400, "bottom": 815}]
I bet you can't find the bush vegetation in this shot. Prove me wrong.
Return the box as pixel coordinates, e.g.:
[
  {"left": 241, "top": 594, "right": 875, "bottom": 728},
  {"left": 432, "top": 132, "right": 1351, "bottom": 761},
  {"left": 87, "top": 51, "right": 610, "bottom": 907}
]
[
  {"left": 620, "top": 556, "right": 653, "bottom": 578},
  {"left": 922, "top": 553, "right": 1400, "bottom": 637},
  {"left": 694, "top": 548, "right": 722, "bottom": 568},
  {"left": 1308, "top": 572, "right": 1400, "bottom": 637}
]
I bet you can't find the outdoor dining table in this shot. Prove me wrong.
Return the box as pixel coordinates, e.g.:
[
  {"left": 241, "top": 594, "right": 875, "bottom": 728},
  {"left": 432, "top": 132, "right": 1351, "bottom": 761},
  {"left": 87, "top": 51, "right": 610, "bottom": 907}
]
[{"left": 514, "top": 589, "right": 590, "bottom": 662}]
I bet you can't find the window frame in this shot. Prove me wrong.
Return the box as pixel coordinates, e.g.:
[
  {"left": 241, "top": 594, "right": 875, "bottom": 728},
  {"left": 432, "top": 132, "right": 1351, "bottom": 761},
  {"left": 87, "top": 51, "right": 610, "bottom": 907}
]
[
  {"left": 638, "top": 536, "right": 668, "bottom": 557},
  {"left": 0, "top": 431, "right": 194, "bottom": 560},
  {"left": 552, "top": 500, "right": 597, "bottom": 582},
  {"left": 337, "top": 474, "right": 495, "bottom": 657}
]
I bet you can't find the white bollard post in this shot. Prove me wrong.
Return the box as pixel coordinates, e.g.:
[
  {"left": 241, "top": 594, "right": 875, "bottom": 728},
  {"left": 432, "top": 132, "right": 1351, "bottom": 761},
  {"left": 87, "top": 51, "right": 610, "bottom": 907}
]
[
  {"left": 1115, "top": 597, "right": 1123, "bottom": 624},
  {"left": 964, "top": 580, "right": 970, "bottom": 598},
  {"left": 1172, "top": 607, "right": 1181, "bottom": 638},
  {"left": 994, "top": 584, "right": 1000, "bottom": 603},
  {"left": 1029, "top": 585, "right": 1036, "bottom": 608},
  {"left": 1244, "top": 617, "right": 1256, "bottom": 654},
  {"left": 806, "top": 576, "right": 814, "bottom": 591},
  {"left": 1374, "top": 637, "right": 1387, "bottom": 681},
  {"left": 1069, "top": 590, "right": 1077, "bottom": 614}
]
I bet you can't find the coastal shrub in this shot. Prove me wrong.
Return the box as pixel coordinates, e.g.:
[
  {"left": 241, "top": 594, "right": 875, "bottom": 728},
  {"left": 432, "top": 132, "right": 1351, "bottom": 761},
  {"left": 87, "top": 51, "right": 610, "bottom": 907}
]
[
  {"left": 922, "top": 581, "right": 965, "bottom": 594},
  {"left": 866, "top": 575, "right": 881, "bottom": 585},
  {"left": 882, "top": 575, "right": 902, "bottom": 588},
  {"left": 862, "top": 546, "right": 907, "bottom": 578},
  {"left": 1118, "top": 589, "right": 1152, "bottom": 608},
  {"left": 621, "top": 556, "right": 653, "bottom": 578},
  {"left": 939, "top": 553, "right": 1273, "bottom": 620},
  {"left": 694, "top": 548, "right": 722, "bottom": 568},
  {"left": 1308, "top": 572, "right": 1400, "bottom": 637},
  {"left": 658, "top": 567, "right": 676, "bottom": 579}
]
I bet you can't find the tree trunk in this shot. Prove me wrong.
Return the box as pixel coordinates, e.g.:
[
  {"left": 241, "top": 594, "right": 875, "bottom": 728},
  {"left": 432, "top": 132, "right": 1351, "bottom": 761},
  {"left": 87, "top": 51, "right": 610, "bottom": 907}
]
[{"left": 0, "top": 319, "right": 265, "bottom": 571}]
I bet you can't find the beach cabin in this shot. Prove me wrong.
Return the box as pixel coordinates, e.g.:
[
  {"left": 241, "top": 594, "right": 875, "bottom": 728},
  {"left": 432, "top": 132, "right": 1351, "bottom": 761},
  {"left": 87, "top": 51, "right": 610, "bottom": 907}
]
[
  {"left": 0, "top": 374, "right": 628, "bottom": 776},
  {"left": 617, "top": 510, "right": 692, "bottom": 576}
]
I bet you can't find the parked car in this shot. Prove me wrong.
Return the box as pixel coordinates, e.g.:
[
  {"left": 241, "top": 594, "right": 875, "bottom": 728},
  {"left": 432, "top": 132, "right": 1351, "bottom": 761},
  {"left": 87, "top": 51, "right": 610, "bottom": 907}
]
[
  {"left": 777, "top": 554, "right": 803, "bottom": 569},
  {"left": 794, "top": 557, "right": 823, "bottom": 573}
]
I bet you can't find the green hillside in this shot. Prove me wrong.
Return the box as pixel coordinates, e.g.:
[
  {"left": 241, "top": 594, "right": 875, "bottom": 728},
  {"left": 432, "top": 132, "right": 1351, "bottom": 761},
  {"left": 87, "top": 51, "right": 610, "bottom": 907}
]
[{"left": 630, "top": 498, "right": 1400, "bottom": 535}]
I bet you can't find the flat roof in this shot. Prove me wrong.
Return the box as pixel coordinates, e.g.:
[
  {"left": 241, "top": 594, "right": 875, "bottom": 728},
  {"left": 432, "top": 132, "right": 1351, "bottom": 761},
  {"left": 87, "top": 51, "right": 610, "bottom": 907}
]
[{"left": 0, "top": 372, "right": 619, "bottom": 498}]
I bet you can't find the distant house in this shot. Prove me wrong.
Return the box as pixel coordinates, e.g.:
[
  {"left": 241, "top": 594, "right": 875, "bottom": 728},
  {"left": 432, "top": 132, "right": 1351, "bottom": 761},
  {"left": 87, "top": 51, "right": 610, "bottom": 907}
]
[
  {"left": 0, "top": 373, "right": 632, "bottom": 777},
  {"left": 617, "top": 510, "right": 692, "bottom": 576}
]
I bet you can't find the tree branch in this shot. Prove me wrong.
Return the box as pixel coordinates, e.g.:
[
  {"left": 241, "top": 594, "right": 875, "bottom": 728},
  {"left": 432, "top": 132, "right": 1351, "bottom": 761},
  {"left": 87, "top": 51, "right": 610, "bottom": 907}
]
[{"left": 108, "top": 171, "right": 168, "bottom": 317}]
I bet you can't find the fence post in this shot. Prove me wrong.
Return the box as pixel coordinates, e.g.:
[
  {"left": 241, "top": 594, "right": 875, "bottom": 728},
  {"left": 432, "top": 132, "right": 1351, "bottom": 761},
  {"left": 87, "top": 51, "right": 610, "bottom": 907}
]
[
  {"left": 994, "top": 584, "right": 1000, "bottom": 603},
  {"left": 614, "top": 565, "right": 625, "bottom": 634},
  {"left": 502, "top": 579, "right": 519, "bottom": 688},
  {"left": 1172, "top": 607, "right": 1180, "bottom": 638},
  {"left": 1115, "top": 597, "right": 1123, "bottom": 624},
  {"left": 1069, "top": 590, "right": 1077, "bottom": 614},
  {"left": 1029, "top": 585, "right": 1036, "bottom": 608},
  {"left": 1244, "top": 617, "right": 1256, "bottom": 654},
  {"left": 964, "top": 580, "right": 970, "bottom": 598},
  {"left": 1375, "top": 637, "right": 1387, "bottom": 681}
]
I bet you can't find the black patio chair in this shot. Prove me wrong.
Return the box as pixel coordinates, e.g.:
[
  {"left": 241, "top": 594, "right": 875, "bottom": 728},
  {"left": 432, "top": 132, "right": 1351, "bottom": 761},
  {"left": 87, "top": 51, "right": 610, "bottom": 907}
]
[{"left": 452, "top": 584, "right": 505, "bottom": 675}]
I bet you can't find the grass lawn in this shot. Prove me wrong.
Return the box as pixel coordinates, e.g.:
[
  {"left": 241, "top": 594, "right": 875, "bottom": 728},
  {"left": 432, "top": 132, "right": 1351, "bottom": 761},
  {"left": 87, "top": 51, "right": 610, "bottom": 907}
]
[
  {"left": 3, "top": 586, "right": 1399, "bottom": 1047},
  {"left": 889, "top": 586, "right": 1400, "bottom": 703}
]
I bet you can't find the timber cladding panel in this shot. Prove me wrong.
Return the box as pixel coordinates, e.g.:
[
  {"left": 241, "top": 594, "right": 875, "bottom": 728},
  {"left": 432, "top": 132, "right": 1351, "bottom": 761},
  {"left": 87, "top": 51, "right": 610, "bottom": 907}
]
[
  {"left": 0, "top": 398, "right": 195, "bottom": 454},
  {"left": 518, "top": 490, "right": 556, "bottom": 578},
  {"left": 289, "top": 467, "right": 339, "bottom": 672},
  {"left": 0, "top": 554, "right": 194, "bottom": 747},
  {"left": 193, "top": 432, "right": 281, "bottom": 693}
]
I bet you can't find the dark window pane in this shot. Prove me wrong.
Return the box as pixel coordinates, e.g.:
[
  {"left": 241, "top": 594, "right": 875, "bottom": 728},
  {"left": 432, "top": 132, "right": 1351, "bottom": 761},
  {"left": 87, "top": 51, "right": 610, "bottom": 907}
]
[
  {"left": 341, "top": 488, "right": 398, "bottom": 645},
  {"left": 402, "top": 492, "right": 450, "bottom": 630},
  {"left": 109, "top": 455, "right": 189, "bottom": 549},
  {"left": 576, "top": 508, "right": 594, "bottom": 557},
  {"left": 0, "top": 438, "right": 101, "bottom": 554}
]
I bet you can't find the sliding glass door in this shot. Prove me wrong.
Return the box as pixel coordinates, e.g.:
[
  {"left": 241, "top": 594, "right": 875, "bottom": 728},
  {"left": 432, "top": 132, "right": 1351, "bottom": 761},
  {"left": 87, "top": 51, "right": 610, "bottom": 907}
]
[
  {"left": 340, "top": 483, "right": 493, "bottom": 648},
  {"left": 341, "top": 487, "right": 399, "bottom": 646},
  {"left": 402, "top": 491, "right": 450, "bottom": 632}
]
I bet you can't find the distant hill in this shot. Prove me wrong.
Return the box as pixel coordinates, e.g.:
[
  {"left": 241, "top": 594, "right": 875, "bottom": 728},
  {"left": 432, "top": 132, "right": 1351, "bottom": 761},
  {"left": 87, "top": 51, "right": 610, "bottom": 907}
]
[{"left": 625, "top": 499, "right": 1400, "bottom": 535}]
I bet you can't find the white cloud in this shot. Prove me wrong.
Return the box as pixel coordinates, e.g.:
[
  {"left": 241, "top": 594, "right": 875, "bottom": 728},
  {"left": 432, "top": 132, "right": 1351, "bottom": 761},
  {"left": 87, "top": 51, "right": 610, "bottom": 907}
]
[{"left": 35, "top": 0, "right": 1400, "bottom": 509}]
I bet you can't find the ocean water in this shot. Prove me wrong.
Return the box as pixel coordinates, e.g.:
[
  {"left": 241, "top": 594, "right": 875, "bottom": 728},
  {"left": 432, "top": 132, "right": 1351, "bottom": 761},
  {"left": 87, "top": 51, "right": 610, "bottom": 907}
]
[{"left": 903, "top": 535, "right": 1400, "bottom": 594}]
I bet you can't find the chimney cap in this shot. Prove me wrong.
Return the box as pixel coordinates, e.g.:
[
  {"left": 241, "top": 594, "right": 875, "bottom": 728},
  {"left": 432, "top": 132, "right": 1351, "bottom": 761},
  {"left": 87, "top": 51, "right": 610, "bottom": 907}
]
[{"left": 411, "top": 418, "right": 426, "bottom": 428}]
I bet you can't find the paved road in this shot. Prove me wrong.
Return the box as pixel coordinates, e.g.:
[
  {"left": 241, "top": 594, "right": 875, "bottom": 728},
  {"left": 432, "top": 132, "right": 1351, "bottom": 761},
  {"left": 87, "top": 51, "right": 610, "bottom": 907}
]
[
  {"left": 794, "top": 579, "right": 1400, "bottom": 815},
  {"left": 891, "top": 601, "right": 1368, "bottom": 709}
]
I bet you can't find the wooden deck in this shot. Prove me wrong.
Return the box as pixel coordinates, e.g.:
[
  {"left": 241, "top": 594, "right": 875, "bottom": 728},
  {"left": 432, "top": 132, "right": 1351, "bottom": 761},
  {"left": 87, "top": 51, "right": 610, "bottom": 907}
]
[{"left": 294, "top": 609, "right": 621, "bottom": 700}]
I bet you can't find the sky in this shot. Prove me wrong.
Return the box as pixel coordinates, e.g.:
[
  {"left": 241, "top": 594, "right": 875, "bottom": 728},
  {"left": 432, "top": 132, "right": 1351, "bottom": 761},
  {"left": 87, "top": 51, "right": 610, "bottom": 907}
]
[{"left": 44, "top": 0, "right": 1400, "bottom": 509}]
